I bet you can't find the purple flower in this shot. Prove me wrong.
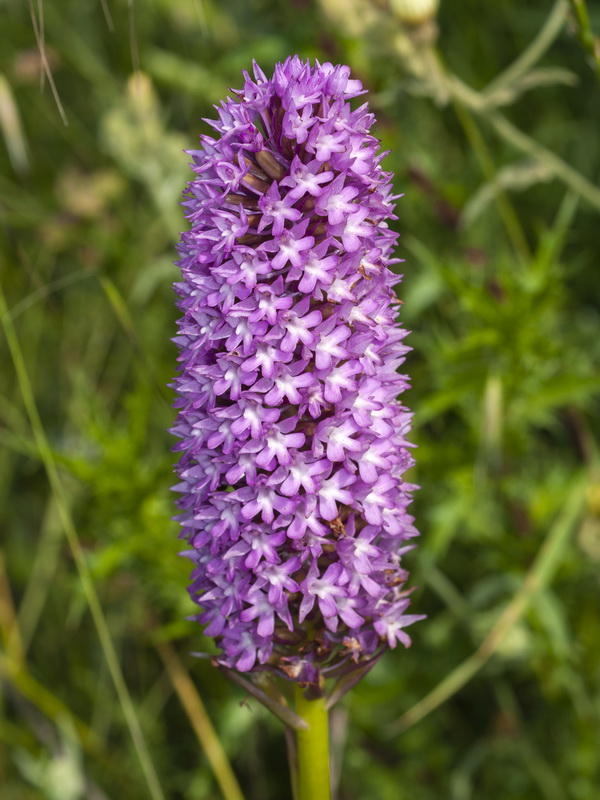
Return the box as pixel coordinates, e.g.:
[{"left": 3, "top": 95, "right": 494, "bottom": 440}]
[{"left": 172, "top": 57, "right": 423, "bottom": 685}]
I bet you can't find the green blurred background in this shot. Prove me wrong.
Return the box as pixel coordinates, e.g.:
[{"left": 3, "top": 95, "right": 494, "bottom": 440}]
[{"left": 1, "top": 0, "right": 599, "bottom": 798}]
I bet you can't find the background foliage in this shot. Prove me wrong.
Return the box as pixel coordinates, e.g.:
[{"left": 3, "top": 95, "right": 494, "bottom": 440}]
[{"left": 1, "top": 0, "right": 599, "bottom": 798}]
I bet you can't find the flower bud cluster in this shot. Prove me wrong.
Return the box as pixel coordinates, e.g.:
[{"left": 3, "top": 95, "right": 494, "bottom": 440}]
[{"left": 172, "top": 57, "right": 423, "bottom": 684}]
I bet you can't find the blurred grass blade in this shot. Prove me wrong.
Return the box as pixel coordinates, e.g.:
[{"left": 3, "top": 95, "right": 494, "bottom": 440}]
[
  {"left": 532, "top": 190, "right": 579, "bottom": 277},
  {"left": 26, "top": 0, "right": 67, "bottom": 125},
  {"left": 100, "top": 275, "right": 136, "bottom": 339},
  {"left": 0, "top": 74, "right": 30, "bottom": 175},
  {"left": 568, "top": 0, "right": 600, "bottom": 79},
  {"left": 100, "top": 275, "right": 171, "bottom": 407},
  {"left": 155, "top": 640, "right": 245, "bottom": 800},
  {"left": 0, "top": 284, "right": 166, "bottom": 800},
  {"left": 0, "top": 551, "right": 25, "bottom": 665},
  {"left": 17, "top": 494, "right": 68, "bottom": 653},
  {"left": 7, "top": 268, "right": 96, "bottom": 322},
  {"left": 388, "top": 477, "right": 587, "bottom": 734}
]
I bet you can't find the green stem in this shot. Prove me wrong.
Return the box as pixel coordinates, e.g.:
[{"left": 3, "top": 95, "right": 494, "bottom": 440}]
[
  {"left": 569, "top": 0, "right": 600, "bottom": 80},
  {"left": 294, "top": 685, "right": 331, "bottom": 800}
]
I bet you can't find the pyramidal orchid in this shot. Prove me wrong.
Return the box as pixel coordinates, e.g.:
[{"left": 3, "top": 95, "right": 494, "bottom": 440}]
[{"left": 172, "top": 57, "right": 423, "bottom": 798}]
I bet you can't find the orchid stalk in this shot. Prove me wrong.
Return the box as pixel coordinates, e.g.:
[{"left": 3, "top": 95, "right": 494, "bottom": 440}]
[{"left": 172, "top": 57, "right": 423, "bottom": 797}]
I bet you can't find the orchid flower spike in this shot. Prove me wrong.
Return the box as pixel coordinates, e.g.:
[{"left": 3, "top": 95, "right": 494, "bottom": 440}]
[{"left": 172, "top": 57, "right": 423, "bottom": 688}]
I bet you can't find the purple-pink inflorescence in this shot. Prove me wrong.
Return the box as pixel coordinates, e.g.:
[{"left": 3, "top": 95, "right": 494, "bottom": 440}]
[{"left": 172, "top": 57, "right": 423, "bottom": 685}]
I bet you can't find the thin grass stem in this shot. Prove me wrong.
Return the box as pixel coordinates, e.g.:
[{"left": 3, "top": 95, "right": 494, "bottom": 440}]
[{"left": 155, "top": 639, "right": 245, "bottom": 800}]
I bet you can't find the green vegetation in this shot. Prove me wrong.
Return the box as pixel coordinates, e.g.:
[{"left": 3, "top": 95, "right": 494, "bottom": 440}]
[{"left": 1, "top": 1, "right": 599, "bottom": 798}]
